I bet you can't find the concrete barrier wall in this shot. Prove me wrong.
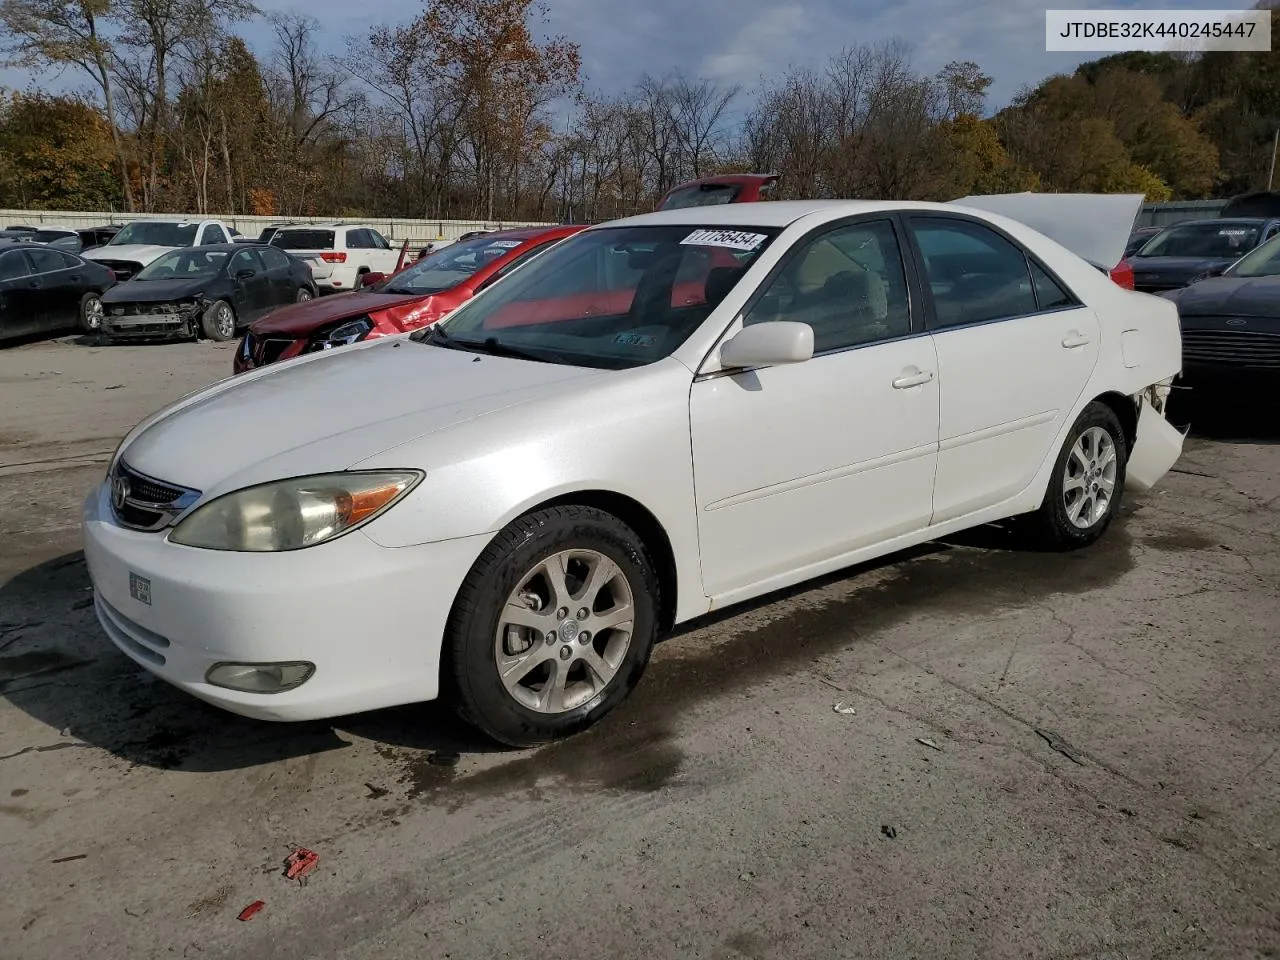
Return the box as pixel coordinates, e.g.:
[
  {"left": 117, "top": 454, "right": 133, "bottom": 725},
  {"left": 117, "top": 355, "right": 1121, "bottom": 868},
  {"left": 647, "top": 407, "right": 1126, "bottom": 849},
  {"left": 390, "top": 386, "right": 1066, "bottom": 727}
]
[{"left": 0, "top": 210, "right": 553, "bottom": 242}]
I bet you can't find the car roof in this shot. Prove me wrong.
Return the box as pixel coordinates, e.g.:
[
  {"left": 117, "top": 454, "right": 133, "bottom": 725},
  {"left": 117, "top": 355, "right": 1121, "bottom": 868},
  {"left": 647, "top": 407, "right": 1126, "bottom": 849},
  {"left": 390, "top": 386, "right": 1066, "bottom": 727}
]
[
  {"left": 465, "top": 224, "right": 583, "bottom": 243},
  {"left": 159, "top": 243, "right": 243, "bottom": 253},
  {"left": 602, "top": 199, "right": 958, "bottom": 230}
]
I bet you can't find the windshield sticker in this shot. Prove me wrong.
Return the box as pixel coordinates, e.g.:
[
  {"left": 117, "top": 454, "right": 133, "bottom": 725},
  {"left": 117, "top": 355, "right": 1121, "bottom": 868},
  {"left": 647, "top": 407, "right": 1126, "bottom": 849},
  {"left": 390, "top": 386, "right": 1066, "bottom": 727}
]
[
  {"left": 487, "top": 239, "right": 522, "bottom": 249},
  {"left": 1219, "top": 229, "right": 1252, "bottom": 237},
  {"left": 680, "top": 229, "right": 767, "bottom": 251},
  {"left": 614, "top": 333, "right": 656, "bottom": 347}
]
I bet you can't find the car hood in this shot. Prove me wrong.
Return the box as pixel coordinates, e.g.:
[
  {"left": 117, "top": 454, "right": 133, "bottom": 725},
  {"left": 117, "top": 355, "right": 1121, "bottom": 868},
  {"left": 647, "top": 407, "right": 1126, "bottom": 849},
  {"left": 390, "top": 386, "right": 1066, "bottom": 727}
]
[
  {"left": 83, "top": 244, "right": 178, "bottom": 265},
  {"left": 250, "top": 288, "right": 433, "bottom": 336},
  {"left": 102, "top": 277, "right": 208, "bottom": 304},
  {"left": 1163, "top": 275, "right": 1280, "bottom": 318},
  {"left": 119, "top": 338, "right": 606, "bottom": 498},
  {"left": 949, "top": 192, "right": 1143, "bottom": 270}
]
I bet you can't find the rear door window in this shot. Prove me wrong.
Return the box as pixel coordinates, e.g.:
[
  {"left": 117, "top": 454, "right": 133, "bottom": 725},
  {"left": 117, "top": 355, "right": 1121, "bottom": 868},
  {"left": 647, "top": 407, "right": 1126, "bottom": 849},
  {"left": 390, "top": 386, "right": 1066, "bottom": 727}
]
[
  {"left": 0, "top": 250, "right": 32, "bottom": 280},
  {"left": 272, "top": 229, "right": 335, "bottom": 251},
  {"left": 908, "top": 217, "right": 1038, "bottom": 329},
  {"left": 27, "top": 247, "right": 70, "bottom": 274}
]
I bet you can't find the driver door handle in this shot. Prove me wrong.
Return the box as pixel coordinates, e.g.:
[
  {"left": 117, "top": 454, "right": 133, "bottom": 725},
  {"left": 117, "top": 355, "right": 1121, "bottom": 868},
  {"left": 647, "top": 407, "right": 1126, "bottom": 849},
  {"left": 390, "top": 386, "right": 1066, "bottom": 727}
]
[
  {"left": 892, "top": 368, "right": 934, "bottom": 389},
  {"left": 1061, "top": 332, "right": 1092, "bottom": 349}
]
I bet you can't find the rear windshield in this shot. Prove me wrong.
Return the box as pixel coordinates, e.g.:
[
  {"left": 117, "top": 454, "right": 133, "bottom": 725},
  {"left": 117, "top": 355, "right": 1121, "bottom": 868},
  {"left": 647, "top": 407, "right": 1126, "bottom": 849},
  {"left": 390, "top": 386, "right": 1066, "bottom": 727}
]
[
  {"left": 31, "top": 229, "right": 74, "bottom": 243},
  {"left": 659, "top": 184, "right": 742, "bottom": 210},
  {"left": 271, "top": 229, "right": 335, "bottom": 251},
  {"left": 1138, "top": 222, "right": 1262, "bottom": 258}
]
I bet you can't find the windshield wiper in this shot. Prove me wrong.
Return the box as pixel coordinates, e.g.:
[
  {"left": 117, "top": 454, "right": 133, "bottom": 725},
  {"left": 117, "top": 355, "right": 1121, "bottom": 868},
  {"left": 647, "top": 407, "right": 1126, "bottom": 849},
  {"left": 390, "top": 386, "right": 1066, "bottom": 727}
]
[{"left": 454, "top": 336, "right": 549, "bottom": 363}]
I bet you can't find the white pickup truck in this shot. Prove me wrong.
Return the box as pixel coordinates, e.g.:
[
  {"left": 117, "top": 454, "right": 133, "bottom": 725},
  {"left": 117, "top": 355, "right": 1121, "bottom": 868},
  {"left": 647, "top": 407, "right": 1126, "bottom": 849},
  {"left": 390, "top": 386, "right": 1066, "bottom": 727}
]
[{"left": 82, "top": 219, "right": 235, "bottom": 283}]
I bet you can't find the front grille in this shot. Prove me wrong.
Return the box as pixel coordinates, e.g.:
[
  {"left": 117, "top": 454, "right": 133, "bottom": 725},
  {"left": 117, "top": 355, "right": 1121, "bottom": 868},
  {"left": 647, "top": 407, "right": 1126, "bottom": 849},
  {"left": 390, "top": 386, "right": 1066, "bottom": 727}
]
[
  {"left": 1182, "top": 327, "right": 1280, "bottom": 368},
  {"left": 112, "top": 302, "right": 183, "bottom": 317},
  {"left": 110, "top": 461, "right": 201, "bottom": 532}
]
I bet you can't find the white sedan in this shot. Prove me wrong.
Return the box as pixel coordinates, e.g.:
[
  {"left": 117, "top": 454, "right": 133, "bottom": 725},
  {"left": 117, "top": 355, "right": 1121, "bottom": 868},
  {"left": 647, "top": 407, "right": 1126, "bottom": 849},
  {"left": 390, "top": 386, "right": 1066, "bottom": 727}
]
[{"left": 83, "top": 197, "right": 1186, "bottom": 746}]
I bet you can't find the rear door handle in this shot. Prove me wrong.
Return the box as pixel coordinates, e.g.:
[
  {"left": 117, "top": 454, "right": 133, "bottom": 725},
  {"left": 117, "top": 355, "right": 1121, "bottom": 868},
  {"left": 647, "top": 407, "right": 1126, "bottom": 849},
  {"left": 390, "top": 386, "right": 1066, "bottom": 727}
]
[
  {"left": 1061, "top": 332, "right": 1091, "bottom": 348},
  {"left": 892, "top": 369, "right": 934, "bottom": 389}
]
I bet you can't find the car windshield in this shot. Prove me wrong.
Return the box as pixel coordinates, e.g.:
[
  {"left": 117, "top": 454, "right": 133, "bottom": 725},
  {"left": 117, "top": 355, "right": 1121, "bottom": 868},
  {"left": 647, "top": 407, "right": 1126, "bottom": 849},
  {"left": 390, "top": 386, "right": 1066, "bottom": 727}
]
[
  {"left": 414, "top": 224, "right": 779, "bottom": 369},
  {"left": 134, "top": 249, "right": 229, "bottom": 280},
  {"left": 659, "top": 183, "right": 742, "bottom": 210},
  {"left": 1138, "top": 222, "right": 1262, "bottom": 258},
  {"left": 31, "top": 229, "right": 72, "bottom": 243},
  {"left": 385, "top": 235, "right": 527, "bottom": 295},
  {"left": 271, "top": 229, "right": 334, "bottom": 250},
  {"left": 1225, "top": 233, "right": 1280, "bottom": 278},
  {"left": 108, "top": 222, "right": 200, "bottom": 247},
  {"left": 49, "top": 235, "right": 81, "bottom": 251}
]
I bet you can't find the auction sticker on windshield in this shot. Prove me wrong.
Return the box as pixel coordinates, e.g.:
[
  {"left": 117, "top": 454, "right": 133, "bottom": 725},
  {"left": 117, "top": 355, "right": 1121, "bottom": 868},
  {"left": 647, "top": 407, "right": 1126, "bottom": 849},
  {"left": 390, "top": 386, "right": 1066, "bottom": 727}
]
[
  {"left": 487, "top": 240, "right": 522, "bottom": 249},
  {"left": 681, "top": 229, "right": 768, "bottom": 250}
]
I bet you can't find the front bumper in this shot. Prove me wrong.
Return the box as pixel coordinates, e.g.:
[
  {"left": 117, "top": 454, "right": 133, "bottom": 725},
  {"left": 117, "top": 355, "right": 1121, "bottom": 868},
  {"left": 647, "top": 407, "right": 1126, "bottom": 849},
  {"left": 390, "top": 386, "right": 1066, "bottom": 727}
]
[
  {"left": 103, "top": 313, "right": 196, "bottom": 339},
  {"left": 82, "top": 480, "right": 490, "bottom": 721}
]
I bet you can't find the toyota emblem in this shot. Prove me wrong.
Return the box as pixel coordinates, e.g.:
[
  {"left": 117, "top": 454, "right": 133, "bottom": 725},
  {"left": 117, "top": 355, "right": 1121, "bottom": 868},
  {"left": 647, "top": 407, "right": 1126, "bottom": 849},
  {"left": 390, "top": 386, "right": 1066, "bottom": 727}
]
[{"left": 111, "top": 475, "right": 130, "bottom": 511}]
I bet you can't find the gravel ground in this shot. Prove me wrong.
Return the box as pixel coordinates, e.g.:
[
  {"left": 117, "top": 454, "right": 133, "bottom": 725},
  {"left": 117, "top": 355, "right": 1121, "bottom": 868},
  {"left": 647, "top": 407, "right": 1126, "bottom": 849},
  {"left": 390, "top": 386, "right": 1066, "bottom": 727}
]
[{"left": 1, "top": 336, "right": 1277, "bottom": 960}]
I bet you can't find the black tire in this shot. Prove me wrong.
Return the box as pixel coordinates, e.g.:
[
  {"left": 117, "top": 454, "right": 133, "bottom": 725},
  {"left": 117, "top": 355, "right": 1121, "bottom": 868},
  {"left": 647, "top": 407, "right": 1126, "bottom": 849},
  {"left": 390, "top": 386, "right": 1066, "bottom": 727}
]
[
  {"left": 78, "top": 291, "right": 104, "bottom": 334},
  {"left": 200, "top": 300, "right": 237, "bottom": 341},
  {"left": 295, "top": 286, "right": 314, "bottom": 302},
  {"left": 445, "top": 505, "right": 660, "bottom": 747},
  {"left": 1022, "top": 401, "right": 1128, "bottom": 550}
]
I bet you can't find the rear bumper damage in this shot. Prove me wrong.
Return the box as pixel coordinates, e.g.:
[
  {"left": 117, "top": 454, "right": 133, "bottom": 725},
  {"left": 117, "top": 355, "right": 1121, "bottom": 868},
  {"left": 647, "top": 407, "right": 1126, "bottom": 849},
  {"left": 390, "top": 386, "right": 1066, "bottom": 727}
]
[{"left": 1126, "top": 382, "right": 1186, "bottom": 492}]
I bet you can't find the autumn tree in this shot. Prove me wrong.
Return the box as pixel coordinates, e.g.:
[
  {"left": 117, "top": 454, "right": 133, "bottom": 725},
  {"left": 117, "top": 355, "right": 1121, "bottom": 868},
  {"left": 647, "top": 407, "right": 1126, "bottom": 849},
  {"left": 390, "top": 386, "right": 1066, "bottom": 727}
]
[
  {"left": 0, "top": 91, "right": 118, "bottom": 207},
  {"left": 0, "top": 0, "right": 134, "bottom": 208}
]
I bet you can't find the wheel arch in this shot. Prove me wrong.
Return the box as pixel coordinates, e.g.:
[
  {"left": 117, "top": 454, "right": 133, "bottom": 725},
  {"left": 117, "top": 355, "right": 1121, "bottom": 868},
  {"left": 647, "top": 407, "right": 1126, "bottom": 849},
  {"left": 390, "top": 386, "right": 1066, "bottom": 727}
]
[
  {"left": 1091, "top": 390, "right": 1138, "bottom": 454},
  {"left": 516, "top": 489, "right": 679, "bottom": 635}
]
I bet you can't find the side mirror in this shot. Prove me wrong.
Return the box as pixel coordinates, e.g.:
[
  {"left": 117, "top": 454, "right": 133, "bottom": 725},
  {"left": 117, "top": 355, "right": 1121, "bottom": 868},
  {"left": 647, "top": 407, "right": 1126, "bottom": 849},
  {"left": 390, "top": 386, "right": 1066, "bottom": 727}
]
[
  {"left": 719, "top": 321, "right": 814, "bottom": 369},
  {"left": 361, "top": 271, "right": 387, "bottom": 287},
  {"left": 235, "top": 268, "right": 256, "bottom": 280}
]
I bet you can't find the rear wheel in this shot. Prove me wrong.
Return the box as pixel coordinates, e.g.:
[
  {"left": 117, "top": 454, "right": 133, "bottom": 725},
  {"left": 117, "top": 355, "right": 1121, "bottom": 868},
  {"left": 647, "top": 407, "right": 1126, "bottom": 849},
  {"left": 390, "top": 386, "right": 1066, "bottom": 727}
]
[
  {"left": 446, "top": 505, "right": 659, "bottom": 747},
  {"left": 78, "top": 292, "right": 103, "bottom": 334},
  {"left": 200, "top": 300, "right": 236, "bottom": 341},
  {"left": 295, "top": 286, "right": 313, "bottom": 302},
  {"left": 1022, "top": 401, "right": 1128, "bottom": 550}
]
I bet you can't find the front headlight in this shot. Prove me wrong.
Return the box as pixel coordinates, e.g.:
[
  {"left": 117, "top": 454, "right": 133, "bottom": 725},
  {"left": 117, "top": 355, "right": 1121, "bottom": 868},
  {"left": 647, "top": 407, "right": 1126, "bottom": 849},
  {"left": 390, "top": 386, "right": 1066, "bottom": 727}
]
[
  {"left": 169, "top": 471, "right": 422, "bottom": 552},
  {"left": 307, "top": 317, "right": 373, "bottom": 352}
]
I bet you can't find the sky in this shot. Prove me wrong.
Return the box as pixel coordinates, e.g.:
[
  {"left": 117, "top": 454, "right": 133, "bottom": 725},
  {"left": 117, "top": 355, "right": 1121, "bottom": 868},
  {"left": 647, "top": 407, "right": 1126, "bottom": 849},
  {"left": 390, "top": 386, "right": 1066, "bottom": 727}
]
[{"left": 0, "top": 0, "right": 1258, "bottom": 114}]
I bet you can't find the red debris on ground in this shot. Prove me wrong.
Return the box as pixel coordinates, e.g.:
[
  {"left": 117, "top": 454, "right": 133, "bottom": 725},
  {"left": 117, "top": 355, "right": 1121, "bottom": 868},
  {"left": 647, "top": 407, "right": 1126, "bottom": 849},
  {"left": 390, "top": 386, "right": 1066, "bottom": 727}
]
[
  {"left": 283, "top": 848, "right": 319, "bottom": 882},
  {"left": 237, "top": 900, "right": 265, "bottom": 922}
]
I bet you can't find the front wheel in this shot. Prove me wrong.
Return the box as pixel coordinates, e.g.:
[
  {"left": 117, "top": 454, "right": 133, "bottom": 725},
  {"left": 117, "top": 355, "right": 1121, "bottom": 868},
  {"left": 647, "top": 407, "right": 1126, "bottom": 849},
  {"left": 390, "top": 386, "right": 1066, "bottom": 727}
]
[
  {"left": 78, "top": 292, "right": 104, "bottom": 334},
  {"left": 445, "top": 505, "right": 660, "bottom": 747},
  {"left": 1023, "top": 401, "right": 1128, "bottom": 550},
  {"left": 200, "top": 300, "right": 237, "bottom": 341}
]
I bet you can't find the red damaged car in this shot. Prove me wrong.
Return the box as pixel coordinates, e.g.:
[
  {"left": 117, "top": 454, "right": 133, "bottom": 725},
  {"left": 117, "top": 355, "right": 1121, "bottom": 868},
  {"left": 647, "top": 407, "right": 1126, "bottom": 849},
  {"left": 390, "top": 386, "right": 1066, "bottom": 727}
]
[{"left": 234, "top": 224, "right": 583, "bottom": 372}]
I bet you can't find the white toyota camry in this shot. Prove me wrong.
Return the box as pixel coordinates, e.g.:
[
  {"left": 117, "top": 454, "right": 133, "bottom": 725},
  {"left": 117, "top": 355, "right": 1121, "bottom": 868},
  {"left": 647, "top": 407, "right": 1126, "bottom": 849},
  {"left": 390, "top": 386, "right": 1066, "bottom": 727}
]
[{"left": 83, "top": 196, "right": 1186, "bottom": 746}]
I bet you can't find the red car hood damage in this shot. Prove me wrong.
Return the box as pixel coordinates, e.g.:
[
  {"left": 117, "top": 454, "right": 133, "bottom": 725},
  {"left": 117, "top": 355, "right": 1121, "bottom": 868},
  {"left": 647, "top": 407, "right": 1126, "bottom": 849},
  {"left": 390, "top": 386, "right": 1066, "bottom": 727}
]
[{"left": 250, "top": 288, "right": 432, "bottom": 336}]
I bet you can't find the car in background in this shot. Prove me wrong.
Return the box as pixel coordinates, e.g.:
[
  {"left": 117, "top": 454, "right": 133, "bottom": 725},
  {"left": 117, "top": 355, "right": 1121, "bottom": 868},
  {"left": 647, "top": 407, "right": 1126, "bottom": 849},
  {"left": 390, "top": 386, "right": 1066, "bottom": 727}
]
[
  {"left": 82, "top": 219, "right": 237, "bottom": 283},
  {"left": 1157, "top": 231, "right": 1280, "bottom": 392},
  {"left": 0, "top": 241, "right": 116, "bottom": 340},
  {"left": 78, "top": 225, "right": 121, "bottom": 252},
  {"left": 657, "top": 173, "right": 780, "bottom": 210},
  {"left": 26, "top": 227, "right": 82, "bottom": 251},
  {"left": 83, "top": 194, "right": 1184, "bottom": 746},
  {"left": 1125, "top": 217, "right": 1280, "bottom": 292},
  {"left": 1123, "top": 226, "right": 1162, "bottom": 258},
  {"left": 100, "top": 244, "right": 317, "bottom": 343},
  {"left": 5, "top": 225, "right": 37, "bottom": 234},
  {"left": 235, "top": 225, "right": 582, "bottom": 372},
  {"left": 268, "top": 223, "right": 399, "bottom": 294}
]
